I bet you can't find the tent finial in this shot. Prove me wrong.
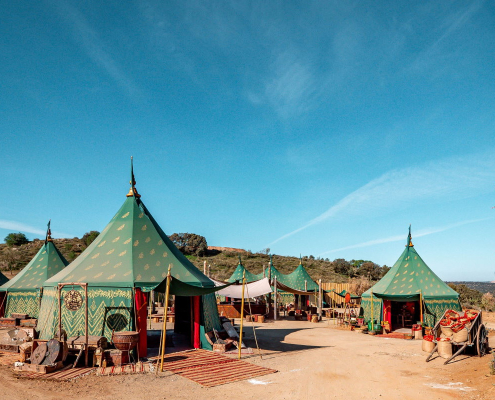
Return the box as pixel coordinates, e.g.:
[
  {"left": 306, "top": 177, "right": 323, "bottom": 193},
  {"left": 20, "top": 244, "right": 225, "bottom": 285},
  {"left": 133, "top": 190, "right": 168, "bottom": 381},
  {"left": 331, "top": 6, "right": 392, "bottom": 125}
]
[
  {"left": 238, "top": 255, "right": 242, "bottom": 265},
  {"left": 407, "top": 225, "right": 413, "bottom": 247},
  {"left": 45, "top": 220, "right": 52, "bottom": 243},
  {"left": 126, "top": 156, "right": 141, "bottom": 198}
]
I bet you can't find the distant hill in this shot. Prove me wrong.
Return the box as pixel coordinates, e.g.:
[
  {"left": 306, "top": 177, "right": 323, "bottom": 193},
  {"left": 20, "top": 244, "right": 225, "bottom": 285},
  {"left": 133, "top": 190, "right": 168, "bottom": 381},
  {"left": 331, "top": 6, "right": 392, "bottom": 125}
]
[
  {"left": 448, "top": 281, "right": 495, "bottom": 295},
  {"left": 0, "top": 236, "right": 387, "bottom": 284}
]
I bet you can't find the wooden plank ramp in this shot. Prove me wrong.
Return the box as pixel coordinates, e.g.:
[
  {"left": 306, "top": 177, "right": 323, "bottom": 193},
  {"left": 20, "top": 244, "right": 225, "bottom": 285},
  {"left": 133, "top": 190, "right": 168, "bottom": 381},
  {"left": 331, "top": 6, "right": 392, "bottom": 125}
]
[
  {"left": 154, "top": 349, "right": 277, "bottom": 387},
  {"left": 15, "top": 366, "right": 95, "bottom": 381}
]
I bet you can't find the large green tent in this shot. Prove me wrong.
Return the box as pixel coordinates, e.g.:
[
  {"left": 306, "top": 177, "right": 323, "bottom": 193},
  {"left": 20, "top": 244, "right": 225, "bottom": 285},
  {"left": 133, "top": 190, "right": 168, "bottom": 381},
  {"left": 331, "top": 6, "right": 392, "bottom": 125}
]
[
  {"left": 361, "top": 228, "right": 460, "bottom": 327},
  {"left": 38, "top": 165, "right": 222, "bottom": 350},
  {"left": 0, "top": 224, "right": 68, "bottom": 318}
]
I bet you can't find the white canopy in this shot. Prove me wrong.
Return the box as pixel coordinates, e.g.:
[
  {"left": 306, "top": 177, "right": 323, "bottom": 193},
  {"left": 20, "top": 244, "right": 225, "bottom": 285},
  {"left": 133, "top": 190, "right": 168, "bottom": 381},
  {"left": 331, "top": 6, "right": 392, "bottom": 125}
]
[{"left": 212, "top": 277, "right": 272, "bottom": 299}]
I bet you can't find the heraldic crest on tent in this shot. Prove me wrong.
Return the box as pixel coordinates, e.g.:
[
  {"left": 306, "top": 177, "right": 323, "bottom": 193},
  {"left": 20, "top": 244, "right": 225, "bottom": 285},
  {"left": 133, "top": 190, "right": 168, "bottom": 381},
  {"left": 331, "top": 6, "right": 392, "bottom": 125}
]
[
  {"left": 360, "top": 226, "right": 460, "bottom": 328},
  {"left": 37, "top": 159, "right": 223, "bottom": 352},
  {"left": 0, "top": 221, "right": 68, "bottom": 318}
]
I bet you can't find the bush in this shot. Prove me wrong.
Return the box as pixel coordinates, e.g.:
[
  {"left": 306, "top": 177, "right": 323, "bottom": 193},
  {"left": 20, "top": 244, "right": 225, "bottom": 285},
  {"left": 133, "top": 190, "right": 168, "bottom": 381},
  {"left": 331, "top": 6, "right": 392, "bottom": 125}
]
[
  {"left": 169, "top": 233, "right": 207, "bottom": 256},
  {"left": 82, "top": 231, "right": 99, "bottom": 247},
  {"left": 4, "top": 233, "right": 29, "bottom": 246}
]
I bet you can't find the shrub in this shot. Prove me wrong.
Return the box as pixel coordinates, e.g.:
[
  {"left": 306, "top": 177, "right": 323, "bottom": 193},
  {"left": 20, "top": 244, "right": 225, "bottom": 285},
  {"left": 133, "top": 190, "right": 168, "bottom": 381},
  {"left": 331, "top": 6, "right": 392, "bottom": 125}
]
[
  {"left": 4, "top": 232, "right": 29, "bottom": 246},
  {"left": 82, "top": 231, "right": 99, "bottom": 247}
]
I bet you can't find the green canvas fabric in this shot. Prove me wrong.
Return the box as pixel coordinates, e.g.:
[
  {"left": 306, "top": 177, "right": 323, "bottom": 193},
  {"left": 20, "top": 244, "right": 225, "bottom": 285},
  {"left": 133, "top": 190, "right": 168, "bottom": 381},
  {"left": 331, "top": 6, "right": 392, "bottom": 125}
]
[
  {"left": 0, "top": 272, "right": 8, "bottom": 286},
  {"left": 143, "top": 276, "right": 233, "bottom": 296},
  {"left": 361, "top": 231, "right": 459, "bottom": 324},
  {"left": 283, "top": 263, "right": 319, "bottom": 292},
  {"left": 5, "top": 290, "right": 41, "bottom": 318},
  {"left": 44, "top": 196, "right": 213, "bottom": 289},
  {"left": 424, "top": 299, "right": 462, "bottom": 327},
  {"left": 38, "top": 286, "right": 134, "bottom": 340},
  {"left": 227, "top": 262, "right": 260, "bottom": 283},
  {"left": 0, "top": 241, "right": 68, "bottom": 292},
  {"left": 200, "top": 293, "right": 222, "bottom": 350},
  {"left": 360, "top": 296, "right": 383, "bottom": 323},
  {"left": 362, "top": 243, "right": 458, "bottom": 301},
  {"left": 334, "top": 290, "right": 360, "bottom": 299}
]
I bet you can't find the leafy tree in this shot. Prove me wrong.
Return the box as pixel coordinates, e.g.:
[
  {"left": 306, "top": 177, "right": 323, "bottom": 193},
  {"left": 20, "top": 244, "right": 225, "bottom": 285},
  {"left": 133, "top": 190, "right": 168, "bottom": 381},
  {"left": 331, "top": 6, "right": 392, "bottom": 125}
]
[
  {"left": 169, "top": 233, "right": 208, "bottom": 256},
  {"left": 333, "top": 258, "right": 355, "bottom": 277},
  {"left": 4, "top": 232, "right": 29, "bottom": 246},
  {"left": 82, "top": 231, "right": 100, "bottom": 246},
  {"left": 448, "top": 283, "right": 483, "bottom": 308},
  {"left": 357, "top": 261, "right": 382, "bottom": 280}
]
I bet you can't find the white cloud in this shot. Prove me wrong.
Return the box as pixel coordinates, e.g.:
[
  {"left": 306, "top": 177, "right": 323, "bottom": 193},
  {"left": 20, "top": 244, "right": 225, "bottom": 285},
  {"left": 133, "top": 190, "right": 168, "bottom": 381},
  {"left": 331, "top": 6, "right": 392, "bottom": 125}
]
[
  {"left": 268, "top": 151, "right": 495, "bottom": 246},
  {"left": 0, "top": 220, "right": 72, "bottom": 239},
  {"left": 318, "top": 218, "right": 491, "bottom": 256}
]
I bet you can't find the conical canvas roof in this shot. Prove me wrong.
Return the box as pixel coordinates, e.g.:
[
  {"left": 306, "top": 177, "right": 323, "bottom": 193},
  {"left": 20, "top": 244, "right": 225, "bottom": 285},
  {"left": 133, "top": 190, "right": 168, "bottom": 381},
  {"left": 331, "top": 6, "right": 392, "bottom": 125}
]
[
  {"left": 362, "top": 230, "right": 458, "bottom": 300},
  {"left": 284, "top": 259, "right": 319, "bottom": 291},
  {"left": 45, "top": 184, "right": 213, "bottom": 289},
  {"left": 227, "top": 258, "right": 260, "bottom": 283},
  {"left": 0, "top": 240, "right": 68, "bottom": 292}
]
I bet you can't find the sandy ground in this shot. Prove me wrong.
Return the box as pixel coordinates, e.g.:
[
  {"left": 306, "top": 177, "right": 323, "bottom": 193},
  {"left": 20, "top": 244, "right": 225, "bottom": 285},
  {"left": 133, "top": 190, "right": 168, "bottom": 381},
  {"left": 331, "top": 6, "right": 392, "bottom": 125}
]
[{"left": 0, "top": 315, "right": 494, "bottom": 400}]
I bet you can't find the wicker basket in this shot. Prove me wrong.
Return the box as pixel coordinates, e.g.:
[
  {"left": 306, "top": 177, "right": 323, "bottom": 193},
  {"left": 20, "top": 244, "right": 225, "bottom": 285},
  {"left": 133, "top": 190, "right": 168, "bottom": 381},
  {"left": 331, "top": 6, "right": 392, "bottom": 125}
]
[{"left": 438, "top": 340, "right": 452, "bottom": 359}]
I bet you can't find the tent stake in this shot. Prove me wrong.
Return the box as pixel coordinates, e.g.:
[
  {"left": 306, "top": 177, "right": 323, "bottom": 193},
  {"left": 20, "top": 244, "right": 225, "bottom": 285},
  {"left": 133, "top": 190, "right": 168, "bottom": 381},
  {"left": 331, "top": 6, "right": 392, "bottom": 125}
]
[
  {"left": 238, "top": 271, "right": 246, "bottom": 360},
  {"left": 159, "top": 266, "right": 172, "bottom": 372}
]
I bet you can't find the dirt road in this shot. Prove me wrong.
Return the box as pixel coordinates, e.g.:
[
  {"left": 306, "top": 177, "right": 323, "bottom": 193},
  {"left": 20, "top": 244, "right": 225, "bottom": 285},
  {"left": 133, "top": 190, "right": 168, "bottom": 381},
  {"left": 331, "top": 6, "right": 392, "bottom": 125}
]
[{"left": 0, "top": 318, "right": 493, "bottom": 400}]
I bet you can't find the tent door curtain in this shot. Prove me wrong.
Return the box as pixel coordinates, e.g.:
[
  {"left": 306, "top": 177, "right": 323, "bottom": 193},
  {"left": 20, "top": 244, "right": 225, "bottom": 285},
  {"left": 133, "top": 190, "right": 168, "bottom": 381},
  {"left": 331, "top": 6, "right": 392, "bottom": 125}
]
[
  {"left": 134, "top": 288, "right": 148, "bottom": 357},
  {"left": 391, "top": 301, "right": 420, "bottom": 329},
  {"left": 193, "top": 296, "right": 200, "bottom": 349}
]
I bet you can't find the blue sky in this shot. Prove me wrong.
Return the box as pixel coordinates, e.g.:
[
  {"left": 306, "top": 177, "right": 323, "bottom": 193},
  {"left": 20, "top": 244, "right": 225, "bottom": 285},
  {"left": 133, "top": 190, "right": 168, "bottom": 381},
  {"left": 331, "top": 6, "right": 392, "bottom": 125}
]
[{"left": 1, "top": 1, "right": 495, "bottom": 281}]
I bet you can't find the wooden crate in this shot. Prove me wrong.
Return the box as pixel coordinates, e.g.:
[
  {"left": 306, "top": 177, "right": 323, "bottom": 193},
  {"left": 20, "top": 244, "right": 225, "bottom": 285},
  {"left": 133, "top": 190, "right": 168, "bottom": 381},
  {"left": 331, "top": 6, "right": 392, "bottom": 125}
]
[
  {"left": 0, "top": 343, "right": 20, "bottom": 352},
  {"left": 20, "top": 319, "right": 37, "bottom": 327},
  {"left": 15, "top": 361, "right": 64, "bottom": 374},
  {"left": 67, "top": 335, "right": 108, "bottom": 350},
  {"left": 104, "top": 349, "right": 129, "bottom": 366},
  {"left": 0, "top": 318, "right": 19, "bottom": 327},
  {"left": 11, "top": 313, "right": 29, "bottom": 320}
]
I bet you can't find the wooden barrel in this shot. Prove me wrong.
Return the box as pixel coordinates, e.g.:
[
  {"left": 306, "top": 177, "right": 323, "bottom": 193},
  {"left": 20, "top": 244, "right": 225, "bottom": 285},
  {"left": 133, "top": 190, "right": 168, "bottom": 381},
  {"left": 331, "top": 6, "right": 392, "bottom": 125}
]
[
  {"left": 258, "top": 315, "right": 265, "bottom": 323},
  {"left": 245, "top": 315, "right": 252, "bottom": 322},
  {"left": 311, "top": 315, "right": 319, "bottom": 323},
  {"left": 112, "top": 331, "right": 139, "bottom": 351}
]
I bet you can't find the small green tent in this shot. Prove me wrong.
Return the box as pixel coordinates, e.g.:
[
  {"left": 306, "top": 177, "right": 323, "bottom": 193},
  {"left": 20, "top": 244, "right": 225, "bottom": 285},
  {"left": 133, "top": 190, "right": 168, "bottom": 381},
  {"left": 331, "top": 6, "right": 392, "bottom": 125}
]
[
  {"left": 284, "top": 257, "right": 319, "bottom": 292},
  {"left": 0, "top": 223, "right": 68, "bottom": 318},
  {"left": 227, "top": 257, "right": 260, "bottom": 283},
  {"left": 361, "top": 228, "right": 460, "bottom": 327}
]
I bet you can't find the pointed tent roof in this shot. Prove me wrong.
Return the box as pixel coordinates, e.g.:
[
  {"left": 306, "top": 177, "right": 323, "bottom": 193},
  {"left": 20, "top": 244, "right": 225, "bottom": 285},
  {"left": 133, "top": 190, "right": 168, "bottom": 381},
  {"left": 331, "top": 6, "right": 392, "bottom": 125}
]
[
  {"left": 362, "top": 228, "right": 459, "bottom": 300},
  {"left": 44, "top": 161, "right": 213, "bottom": 289},
  {"left": 0, "top": 222, "right": 68, "bottom": 292},
  {"left": 227, "top": 256, "right": 260, "bottom": 283},
  {"left": 284, "top": 257, "right": 319, "bottom": 291},
  {"left": 255, "top": 255, "right": 287, "bottom": 284}
]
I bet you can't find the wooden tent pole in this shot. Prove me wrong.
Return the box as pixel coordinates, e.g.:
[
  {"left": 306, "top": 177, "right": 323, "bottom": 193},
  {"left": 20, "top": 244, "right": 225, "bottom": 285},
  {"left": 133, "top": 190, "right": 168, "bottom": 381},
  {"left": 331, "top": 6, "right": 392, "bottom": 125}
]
[
  {"left": 84, "top": 284, "right": 88, "bottom": 367},
  {"left": 420, "top": 290, "right": 423, "bottom": 324},
  {"left": 274, "top": 276, "right": 277, "bottom": 321},
  {"left": 370, "top": 290, "right": 374, "bottom": 331},
  {"left": 58, "top": 284, "right": 62, "bottom": 339},
  {"left": 159, "top": 266, "right": 172, "bottom": 372},
  {"left": 318, "top": 279, "right": 322, "bottom": 319},
  {"left": 238, "top": 271, "right": 246, "bottom": 360}
]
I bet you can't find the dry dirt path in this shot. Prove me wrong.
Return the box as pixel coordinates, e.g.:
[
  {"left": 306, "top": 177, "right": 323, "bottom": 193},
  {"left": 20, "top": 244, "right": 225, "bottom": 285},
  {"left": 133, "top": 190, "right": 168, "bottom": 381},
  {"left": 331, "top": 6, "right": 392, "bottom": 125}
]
[{"left": 0, "top": 318, "right": 493, "bottom": 400}]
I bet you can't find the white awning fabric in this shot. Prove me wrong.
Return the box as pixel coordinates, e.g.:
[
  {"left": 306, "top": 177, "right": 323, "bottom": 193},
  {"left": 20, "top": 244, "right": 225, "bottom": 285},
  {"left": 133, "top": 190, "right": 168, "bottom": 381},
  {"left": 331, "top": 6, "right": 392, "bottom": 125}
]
[{"left": 212, "top": 277, "right": 272, "bottom": 299}]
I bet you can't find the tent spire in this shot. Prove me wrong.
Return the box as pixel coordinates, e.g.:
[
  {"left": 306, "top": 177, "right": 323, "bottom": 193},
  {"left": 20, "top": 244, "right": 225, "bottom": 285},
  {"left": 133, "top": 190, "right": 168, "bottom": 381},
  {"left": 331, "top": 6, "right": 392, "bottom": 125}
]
[
  {"left": 269, "top": 254, "right": 273, "bottom": 266},
  {"left": 45, "top": 220, "right": 53, "bottom": 243},
  {"left": 299, "top": 254, "right": 303, "bottom": 265},
  {"left": 238, "top": 255, "right": 242, "bottom": 265},
  {"left": 407, "top": 225, "right": 414, "bottom": 247},
  {"left": 126, "top": 156, "right": 141, "bottom": 198}
]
